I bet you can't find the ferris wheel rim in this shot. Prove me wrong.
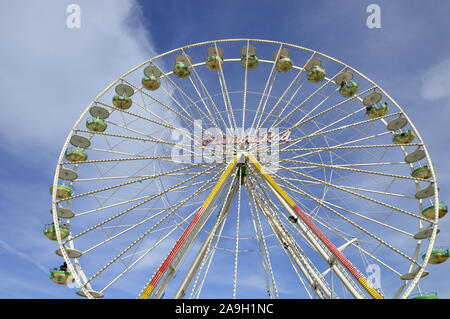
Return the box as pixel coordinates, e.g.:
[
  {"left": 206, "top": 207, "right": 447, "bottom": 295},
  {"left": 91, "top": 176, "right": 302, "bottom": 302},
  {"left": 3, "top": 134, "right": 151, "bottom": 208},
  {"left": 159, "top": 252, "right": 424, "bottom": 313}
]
[{"left": 50, "top": 38, "right": 440, "bottom": 299}]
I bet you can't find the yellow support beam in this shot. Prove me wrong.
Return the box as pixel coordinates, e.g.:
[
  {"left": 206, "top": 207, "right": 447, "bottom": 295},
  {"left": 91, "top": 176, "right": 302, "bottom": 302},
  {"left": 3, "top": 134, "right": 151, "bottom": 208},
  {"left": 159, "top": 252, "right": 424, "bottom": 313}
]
[
  {"left": 138, "top": 156, "right": 239, "bottom": 299},
  {"left": 247, "top": 153, "right": 384, "bottom": 299}
]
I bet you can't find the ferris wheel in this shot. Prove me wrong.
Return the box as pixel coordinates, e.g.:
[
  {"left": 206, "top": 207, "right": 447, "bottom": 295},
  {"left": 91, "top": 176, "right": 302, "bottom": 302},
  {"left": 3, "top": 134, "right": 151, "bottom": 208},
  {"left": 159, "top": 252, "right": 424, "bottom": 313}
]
[{"left": 47, "top": 39, "right": 448, "bottom": 299}]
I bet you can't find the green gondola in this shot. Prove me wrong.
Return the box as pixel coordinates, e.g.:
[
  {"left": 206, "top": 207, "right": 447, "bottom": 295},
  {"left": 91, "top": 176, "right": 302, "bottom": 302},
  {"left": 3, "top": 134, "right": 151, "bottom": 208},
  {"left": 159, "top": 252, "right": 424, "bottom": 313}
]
[
  {"left": 43, "top": 223, "right": 70, "bottom": 241},
  {"left": 411, "top": 165, "right": 432, "bottom": 179},
  {"left": 422, "top": 248, "right": 450, "bottom": 264},
  {"left": 411, "top": 292, "right": 439, "bottom": 299},
  {"left": 86, "top": 117, "right": 107, "bottom": 132},
  {"left": 142, "top": 75, "right": 161, "bottom": 90},
  {"left": 65, "top": 148, "right": 88, "bottom": 162},
  {"left": 307, "top": 66, "right": 326, "bottom": 83},
  {"left": 50, "top": 184, "right": 73, "bottom": 200},
  {"left": 173, "top": 62, "right": 191, "bottom": 78},
  {"left": 206, "top": 55, "right": 223, "bottom": 71},
  {"left": 275, "top": 56, "right": 292, "bottom": 72},
  {"left": 112, "top": 95, "right": 132, "bottom": 110},
  {"left": 421, "top": 204, "right": 448, "bottom": 219},
  {"left": 393, "top": 130, "right": 415, "bottom": 144},
  {"left": 339, "top": 81, "right": 360, "bottom": 97},
  {"left": 241, "top": 54, "right": 259, "bottom": 69},
  {"left": 49, "top": 269, "right": 73, "bottom": 285},
  {"left": 366, "top": 102, "right": 388, "bottom": 119}
]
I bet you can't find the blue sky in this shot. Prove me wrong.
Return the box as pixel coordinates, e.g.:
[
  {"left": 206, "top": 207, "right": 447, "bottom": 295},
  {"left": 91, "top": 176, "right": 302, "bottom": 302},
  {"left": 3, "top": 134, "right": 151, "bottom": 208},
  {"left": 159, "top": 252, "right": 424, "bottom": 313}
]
[{"left": 0, "top": 0, "right": 449, "bottom": 299}]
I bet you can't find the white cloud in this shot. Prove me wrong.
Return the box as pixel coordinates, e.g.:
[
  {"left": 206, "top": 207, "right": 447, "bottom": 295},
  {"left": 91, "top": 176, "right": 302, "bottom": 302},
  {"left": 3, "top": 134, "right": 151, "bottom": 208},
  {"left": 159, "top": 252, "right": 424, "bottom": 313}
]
[
  {"left": 420, "top": 58, "right": 450, "bottom": 102},
  {"left": 0, "top": 0, "right": 163, "bottom": 298},
  {"left": 0, "top": 0, "right": 157, "bottom": 156}
]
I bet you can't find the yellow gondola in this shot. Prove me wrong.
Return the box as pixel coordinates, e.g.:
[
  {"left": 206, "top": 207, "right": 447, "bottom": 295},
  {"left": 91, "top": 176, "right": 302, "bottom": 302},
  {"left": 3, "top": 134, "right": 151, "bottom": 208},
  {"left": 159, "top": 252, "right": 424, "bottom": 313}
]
[
  {"left": 411, "top": 165, "right": 432, "bottom": 179},
  {"left": 339, "top": 81, "right": 359, "bottom": 97},
  {"left": 411, "top": 292, "right": 439, "bottom": 299},
  {"left": 273, "top": 48, "right": 292, "bottom": 72},
  {"left": 173, "top": 54, "right": 192, "bottom": 78},
  {"left": 50, "top": 184, "right": 73, "bottom": 200},
  {"left": 112, "top": 95, "right": 132, "bottom": 110},
  {"left": 240, "top": 46, "right": 259, "bottom": 70},
  {"left": 422, "top": 248, "right": 450, "bottom": 264},
  {"left": 393, "top": 130, "right": 415, "bottom": 144},
  {"left": 43, "top": 223, "right": 70, "bottom": 241},
  {"left": 307, "top": 66, "right": 326, "bottom": 83},
  {"left": 86, "top": 117, "right": 107, "bottom": 132},
  {"left": 421, "top": 204, "right": 448, "bottom": 219},
  {"left": 65, "top": 148, "right": 88, "bottom": 162},
  {"left": 142, "top": 75, "right": 161, "bottom": 90},
  {"left": 49, "top": 263, "right": 73, "bottom": 285},
  {"left": 206, "top": 46, "right": 224, "bottom": 71},
  {"left": 142, "top": 64, "right": 162, "bottom": 90},
  {"left": 366, "top": 102, "right": 388, "bottom": 119}
]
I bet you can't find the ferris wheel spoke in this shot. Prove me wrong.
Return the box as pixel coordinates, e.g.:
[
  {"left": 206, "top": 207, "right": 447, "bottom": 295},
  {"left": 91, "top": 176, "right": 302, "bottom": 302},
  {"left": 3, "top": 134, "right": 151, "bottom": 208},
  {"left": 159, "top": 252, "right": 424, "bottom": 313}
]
[
  {"left": 247, "top": 178, "right": 281, "bottom": 298},
  {"left": 272, "top": 66, "right": 347, "bottom": 129},
  {"left": 74, "top": 170, "right": 217, "bottom": 182},
  {"left": 277, "top": 85, "right": 377, "bottom": 138},
  {"left": 59, "top": 164, "right": 205, "bottom": 203},
  {"left": 83, "top": 146, "right": 167, "bottom": 158},
  {"left": 246, "top": 189, "right": 279, "bottom": 298},
  {"left": 232, "top": 173, "right": 243, "bottom": 299},
  {"left": 296, "top": 207, "right": 403, "bottom": 277},
  {"left": 258, "top": 181, "right": 412, "bottom": 298},
  {"left": 248, "top": 178, "right": 320, "bottom": 298},
  {"left": 277, "top": 158, "right": 432, "bottom": 184},
  {"left": 68, "top": 164, "right": 222, "bottom": 242},
  {"left": 138, "top": 157, "right": 240, "bottom": 299},
  {"left": 215, "top": 47, "right": 237, "bottom": 129},
  {"left": 258, "top": 51, "right": 319, "bottom": 130},
  {"left": 74, "top": 129, "right": 178, "bottom": 147},
  {"left": 284, "top": 160, "right": 409, "bottom": 169},
  {"left": 246, "top": 175, "right": 335, "bottom": 298},
  {"left": 274, "top": 163, "right": 426, "bottom": 221},
  {"left": 271, "top": 173, "right": 422, "bottom": 265},
  {"left": 304, "top": 106, "right": 367, "bottom": 139},
  {"left": 189, "top": 198, "right": 232, "bottom": 299},
  {"left": 251, "top": 44, "right": 281, "bottom": 130},
  {"left": 163, "top": 70, "right": 221, "bottom": 132},
  {"left": 184, "top": 50, "right": 228, "bottom": 131},
  {"left": 99, "top": 204, "right": 204, "bottom": 293},
  {"left": 63, "top": 154, "right": 200, "bottom": 166},
  {"left": 99, "top": 219, "right": 187, "bottom": 294},
  {"left": 133, "top": 85, "right": 180, "bottom": 125},
  {"left": 276, "top": 111, "right": 401, "bottom": 155},
  {"left": 120, "top": 78, "right": 201, "bottom": 129},
  {"left": 82, "top": 186, "right": 215, "bottom": 255},
  {"left": 288, "top": 111, "right": 400, "bottom": 146},
  {"left": 312, "top": 211, "right": 407, "bottom": 279},
  {"left": 82, "top": 166, "right": 226, "bottom": 287},
  {"left": 74, "top": 180, "right": 210, "bottom": 219},
  {"left": 253, "top": 67, "right": 278, "bottom": 130},
  {"left": 275, "top": 175, "right": 414, "bottom": 237},
  {"left": 241, "top": 40, "right": 251, "bottom": 132},
  {"left": 174, "top": 169, "right": 239, "bottom": 299},
  {"left": 278, "top": 174, "right": 416, "bottom": 203},
  {"left": 258, "top": 80, "right": 305, "bottom": 130},
  {"left": 286, "top": 131, "right": 395, "bottom": 161}
]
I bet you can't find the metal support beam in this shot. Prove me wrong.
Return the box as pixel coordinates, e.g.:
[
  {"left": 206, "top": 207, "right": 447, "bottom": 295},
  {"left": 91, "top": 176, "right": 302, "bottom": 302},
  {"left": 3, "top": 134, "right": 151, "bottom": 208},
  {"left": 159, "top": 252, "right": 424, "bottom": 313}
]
[
  {"left": 173, "top": 177, "right": 240, "bottom": 298},
  {"left": 138, "top": 156, "right": 240, "bottom": 299},
  {"left": 247, "top": 154, "right": 383, "bottom": 299}
]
